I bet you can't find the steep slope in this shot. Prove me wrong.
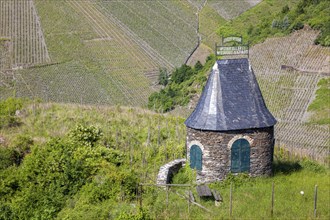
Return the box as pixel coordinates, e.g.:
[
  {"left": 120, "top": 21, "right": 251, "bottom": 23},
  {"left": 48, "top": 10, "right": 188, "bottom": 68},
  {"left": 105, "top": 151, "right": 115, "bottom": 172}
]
[
  {"left": 209, "top": 0, "right": 262, "bottom": 20},
  {"left": 0, "top": 0, "right": 50, "bottom": 68},
  {"left": 97, "top": 0, "right": 198, "bottom": 67},
  {"left": 11, "top": 0, "right": 173, "bottom": 106},
  {"left": 250, "top": 28, "right": 329, "bottom": 163}
]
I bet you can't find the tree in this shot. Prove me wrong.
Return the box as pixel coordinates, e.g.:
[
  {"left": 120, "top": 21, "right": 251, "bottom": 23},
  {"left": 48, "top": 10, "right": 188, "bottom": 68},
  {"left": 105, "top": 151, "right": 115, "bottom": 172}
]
[
  {"left": 158, "top": 67, "right": 169, "bottom": 86},
  {"left": 194, "top": 61, "right": 203, "bottom": 72}
]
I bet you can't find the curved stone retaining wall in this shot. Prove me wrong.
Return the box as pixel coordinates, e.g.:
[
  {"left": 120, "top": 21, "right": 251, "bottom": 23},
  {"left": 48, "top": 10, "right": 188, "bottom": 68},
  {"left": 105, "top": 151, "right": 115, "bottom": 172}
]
[{"left": 156, "top": 159, "right": 186, "bottom": 185}]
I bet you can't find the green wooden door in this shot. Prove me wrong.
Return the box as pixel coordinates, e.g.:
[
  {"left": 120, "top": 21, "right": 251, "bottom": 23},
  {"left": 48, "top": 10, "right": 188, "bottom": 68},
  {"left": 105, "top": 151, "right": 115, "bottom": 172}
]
[
  {"left": 231, "top": 139, "right": 250, "bottom": 173},
  {"left": 190, "top": 145, "right": 202, "bottom": 170}
]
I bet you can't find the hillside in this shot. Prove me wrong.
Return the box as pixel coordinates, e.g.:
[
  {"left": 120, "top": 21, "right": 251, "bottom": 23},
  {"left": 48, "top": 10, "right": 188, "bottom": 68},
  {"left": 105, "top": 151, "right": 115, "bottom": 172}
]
[
  {"left": 0, "top": 0, "right": 200, "bottom": 106},
  {"left": 0, "top": 101, "right": 329, "bottom": 219},
  {"left": 250, "top": 28, "right": 329, "bottom": 164},
  {"left": 217, "top": 0, "right": 330, "bottom": 46},
  {"left": 0, "top": 0, "right": 263, "bottom": 106}
]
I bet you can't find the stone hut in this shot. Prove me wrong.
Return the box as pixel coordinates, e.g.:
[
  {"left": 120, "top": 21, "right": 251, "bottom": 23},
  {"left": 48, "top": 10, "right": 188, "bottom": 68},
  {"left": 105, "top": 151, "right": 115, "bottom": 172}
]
[{"left": 185, "top": 58, "right": 277, "bottom": 183}]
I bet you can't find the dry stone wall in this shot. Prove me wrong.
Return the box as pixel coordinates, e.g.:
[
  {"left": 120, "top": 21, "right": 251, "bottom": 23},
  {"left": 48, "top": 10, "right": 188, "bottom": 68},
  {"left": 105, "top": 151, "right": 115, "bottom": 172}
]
[
  {"left": 186, "top": 127, "right": 274, "bottom": 183},
  {"left": 156, "top": 159, "right": 186, "bottom": 185}
]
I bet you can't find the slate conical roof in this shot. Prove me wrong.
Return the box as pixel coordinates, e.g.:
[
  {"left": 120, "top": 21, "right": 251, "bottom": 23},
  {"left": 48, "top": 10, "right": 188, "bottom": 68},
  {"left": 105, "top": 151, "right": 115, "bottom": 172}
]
[{"left": 185, "top": 58, "right": 276, "bottom": 131}]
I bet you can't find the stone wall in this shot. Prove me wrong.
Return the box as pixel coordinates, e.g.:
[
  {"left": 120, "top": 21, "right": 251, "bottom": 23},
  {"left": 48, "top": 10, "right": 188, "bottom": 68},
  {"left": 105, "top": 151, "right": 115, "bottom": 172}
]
[
  {"left": 186, "top": 126, "right": 274, "bottom": 183},
  {"left": 156, "top": 159, "right": 186, "bottom": 185}
]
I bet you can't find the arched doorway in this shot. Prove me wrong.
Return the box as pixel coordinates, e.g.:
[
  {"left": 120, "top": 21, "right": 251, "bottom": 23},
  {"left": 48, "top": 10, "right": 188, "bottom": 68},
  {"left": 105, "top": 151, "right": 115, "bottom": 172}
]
[
  {"left": 231, "top": 139, "right": 250, "bottom": 173},
  {"left": 190, "top": 145, "right": 202, "bottom": 170}
]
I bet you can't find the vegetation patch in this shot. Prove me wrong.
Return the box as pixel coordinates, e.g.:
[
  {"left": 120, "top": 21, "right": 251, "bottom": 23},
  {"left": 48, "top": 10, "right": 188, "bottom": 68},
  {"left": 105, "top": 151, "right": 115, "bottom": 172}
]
[
  {"left": 217, "top": 0, "right": 330, "bottom": 46},
  {"left": 307, "top": 77, "right": 330, "bottom": 125},
  {"left": 0, "top": 99, "right": 329, "bottom": 219},
  {"left": 148, "top": 56, "right": 214, "bottom": 112},
  {"left": 0, "top": 100, "right": 187, "bottom": 219}
]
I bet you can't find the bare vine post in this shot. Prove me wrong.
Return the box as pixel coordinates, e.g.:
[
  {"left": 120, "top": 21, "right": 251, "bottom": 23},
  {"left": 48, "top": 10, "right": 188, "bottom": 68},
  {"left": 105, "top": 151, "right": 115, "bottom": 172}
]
[
  {"left": 271, "top": 182, "right": 275, "bottom": 217},
  {"left": 314, "top": 185, "right": 318, "bottom": 218},
  {"left": 157, "top": 121, "right": 161, "bottom": 147},
  {"left": 166, "top": 186, "right": 169, "bottom": 208},
  {"left": 188, "top": 185, "right": 191, "bottom": 216},
  {"left": 140, "top": 184, "right": 143, "bottom": 208},
  {"left": 230, "top": 182, "right": 233, "bottom": 217}
]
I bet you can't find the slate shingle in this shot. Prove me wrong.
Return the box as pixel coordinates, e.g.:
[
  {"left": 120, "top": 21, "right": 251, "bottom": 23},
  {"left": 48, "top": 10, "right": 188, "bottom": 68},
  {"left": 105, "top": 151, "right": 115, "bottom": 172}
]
[{"left": 185, "top": 58, "right": 276, "bottom": 131}]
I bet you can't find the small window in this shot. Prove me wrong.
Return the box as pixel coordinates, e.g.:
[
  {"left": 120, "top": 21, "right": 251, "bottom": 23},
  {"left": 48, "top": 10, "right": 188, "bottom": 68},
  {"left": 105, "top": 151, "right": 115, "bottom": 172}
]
[{"left": 190, "top": 145, "right": 202, "bottom": 170}]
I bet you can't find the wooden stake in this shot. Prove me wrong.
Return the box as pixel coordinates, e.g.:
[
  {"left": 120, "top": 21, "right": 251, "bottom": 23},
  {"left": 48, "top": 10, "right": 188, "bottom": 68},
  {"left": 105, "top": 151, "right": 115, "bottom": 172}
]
[
  {"left": 230, "top": 182, "right": 233, "bottom": 217},
  {"left": 188, "top": 186, "right": 191, "bottom": 216},
  {"left": 314, "top": 185, "right": 318, "bottom": 218},
  {"left": 271, "top": 182, "right": 275, "bottom": 217},
  {"left": 140, "top": 184, "right": 143, "bottom": 209},
  {"left": 166, "top": 186, "right": 169, "bottom": 208},
  {"left": 157, "top": 122, "right": 161, "bottom": 147}
]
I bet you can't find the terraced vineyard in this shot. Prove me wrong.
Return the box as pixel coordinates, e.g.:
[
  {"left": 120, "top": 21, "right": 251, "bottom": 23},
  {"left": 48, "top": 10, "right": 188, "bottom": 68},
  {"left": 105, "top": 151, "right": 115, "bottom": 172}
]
[
  {"left": 97, "top": 0, "right": 198, "bottom": 67},
  {"left": 0, "top": 0, "right": 50, "bottom": 68},
  {"left": 209, "top": 0, "right": 262, "bottom": 20},
  {"left": 2, "top": 0, "right": 208, "bottom": 105},
  {"left": 0, "top": 38, "right": 11, "bottom": 70},
  {"left": 12, "top": 0, "right": 179, "bottom": 106},
  {"left": 250, "top": 29, "right": 330, "bottom": 163},
  {"left": 199, "top": 4, "right": 226, "bottom": 48}
]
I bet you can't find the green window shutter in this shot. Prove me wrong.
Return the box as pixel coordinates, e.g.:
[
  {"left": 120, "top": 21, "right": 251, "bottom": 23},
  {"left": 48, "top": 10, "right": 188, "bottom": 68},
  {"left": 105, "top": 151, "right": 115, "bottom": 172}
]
[
  {"left": 231, "top": 139, "right": 250, "bottom": 173},
  {"left": 190, "top": 146, "right": 196, "bottom": 169},
  {"left": 231, "top": 142, "right": 240, "bottom": 173},
  {"left": 240, "top": 140, "right": 250, "bottom": 172},
  {"left": 190, "top": 145, "right": 202, "bottom": 170}
]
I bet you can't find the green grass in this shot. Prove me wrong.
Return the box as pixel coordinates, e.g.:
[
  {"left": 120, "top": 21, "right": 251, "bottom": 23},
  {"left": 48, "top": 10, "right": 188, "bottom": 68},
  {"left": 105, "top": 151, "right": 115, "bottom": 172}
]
[
  {"left": 0, "top": 100, "right": 328, "bottom": 219},
  {"left": 308, "top": 77, "right": 330, "bottom": 125},
  {"left": 217, "top": 0, "right": 300, "bottom": 44},
  {"left": 166, "top": 157, "right": 330, "bottom": 219},
  {"left": 216, "top": 0, "right": 330, "bottom": 46}
]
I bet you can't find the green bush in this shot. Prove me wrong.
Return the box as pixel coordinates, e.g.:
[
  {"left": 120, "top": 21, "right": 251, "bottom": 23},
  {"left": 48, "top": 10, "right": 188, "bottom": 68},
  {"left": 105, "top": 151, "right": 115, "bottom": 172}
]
[
  {"left": 158, "top": 67, "right": 169, "bottom": 86},
  {"left": 148, "top": 56, "right": 214, "bottom": 112},
  {"left": 0, "top": 147, "right": 16, "bottom": 170},
  {"left": 0, "top": 135, "right": 33, "bottom": 170},
  {"left": 171, "top": 163, "right": 196, "bottom": 184},
  {"left": 218, "top": 0, "right": 330, "bottom": 46},
  {"left": 69, "top": 124, "right": 103, "bottom": 147},
  {"left": 171, "top": 64, "right": 195, "bottom": 84},
  {"left": 0, "top": 98, "right": 23, "bottom": 128}
]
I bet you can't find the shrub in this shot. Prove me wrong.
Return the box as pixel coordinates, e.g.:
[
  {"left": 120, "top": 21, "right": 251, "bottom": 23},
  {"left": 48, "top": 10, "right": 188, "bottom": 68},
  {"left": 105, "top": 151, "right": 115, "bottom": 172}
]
[
  {"left": 158, "top": 67, "right": 169, "bottom": 86},
  {"left": 0, "top": 98, "right": 23, "bottom": 128},
  {"left": 69, "top": 124, "right": 103, "bottom": 147},
  {"left": 0, "top": 147, "right": 16, "bottom": 170}
]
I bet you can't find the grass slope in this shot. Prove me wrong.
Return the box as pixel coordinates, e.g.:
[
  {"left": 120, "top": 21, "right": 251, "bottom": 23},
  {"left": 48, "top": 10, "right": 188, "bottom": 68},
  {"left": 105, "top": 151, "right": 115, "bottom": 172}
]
[
  {"left": 308, "top": 78, "right": 330, "bottom": 125},
  {"left": 167, "top": 159, "right": 330, "bottom": 219},
  {"left": 217, "top": 0, "right": 330, "bottom": 46},
  {"left": 0, "top": 100, "right": 328, "bottom": 219},
  {"left": 209, "top": 0, "right": 262, "bottom": 20}
]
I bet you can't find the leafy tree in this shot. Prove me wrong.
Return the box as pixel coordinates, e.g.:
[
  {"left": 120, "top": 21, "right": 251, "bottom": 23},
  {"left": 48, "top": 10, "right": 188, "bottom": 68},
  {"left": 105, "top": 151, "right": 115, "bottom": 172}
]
[
  {"left": 148, "top": 56, "right": 215, "bottom": 112},
  {"left": 171, "top": 64, "right": 195, "bottom": 84},
  {"left": 194, "top": 61, "right": 203, "bottom": 72},
  {"left": 158, "top": 67, "right": 169, "bottom": 86},
  {"left": 282, "top": 5, "right": 290, "bottom": 14}
]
